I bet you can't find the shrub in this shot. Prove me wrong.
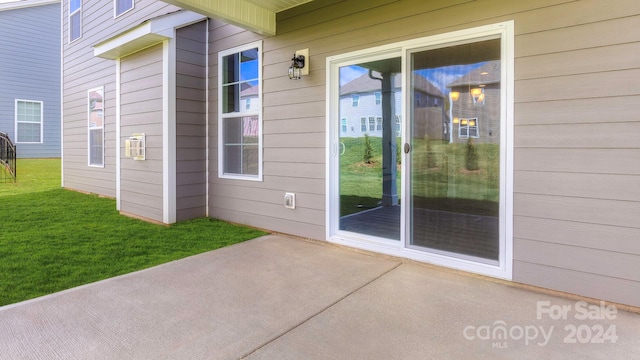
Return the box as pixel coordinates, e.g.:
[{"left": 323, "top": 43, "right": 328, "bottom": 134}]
[
  {"left": 363, "top": 133, "right": 374, "bottom": 164},
  {"left": 465, "top": 137, "right": 479, "bottom": 171}
]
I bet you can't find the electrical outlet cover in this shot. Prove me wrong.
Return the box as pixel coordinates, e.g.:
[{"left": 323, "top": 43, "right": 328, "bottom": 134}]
[{"left": 284, "top": 193, "right": 296, "bottom": 209}]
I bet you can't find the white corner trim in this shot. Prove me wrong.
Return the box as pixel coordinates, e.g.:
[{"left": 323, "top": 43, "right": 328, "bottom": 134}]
[
  {"left": 163, "top": 38, "right": 177, "bottom": 224},
  {"left": 115, "top": 59, "right": 121, "bottom": 211},
  {"left": 93, "top": 11, "right": 206, "bottom": 59}
]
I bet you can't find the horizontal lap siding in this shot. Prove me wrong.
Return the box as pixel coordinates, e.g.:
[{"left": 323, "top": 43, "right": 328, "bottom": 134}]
[
  {"left": 511, "top": 0, "right": 640, "bottom": 306},
  {"left": 62, "top": 0, "right": 178, "bottom": 196},
  {"left": 0, "top": 4, "right": 60, "bottom": 158},
  {"left": 176, "top": 21, "right": 207, "bottom": 221},
  {"left": 209, "top": 0, "right": 640, "bottom": 306},
  {"left": 119, "top": 44, "right": 164, "bottom": 222}
]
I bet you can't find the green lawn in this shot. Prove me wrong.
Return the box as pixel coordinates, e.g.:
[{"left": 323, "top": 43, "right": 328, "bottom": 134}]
[
  {"left": 339, "top": 137, "right": 499, "bottom": 217},
  {"left": 0, "top": 158, "right": 61, "bottom": 196},
  {"left": 0, "top": 159, "right": 267, "bottom": 306}
]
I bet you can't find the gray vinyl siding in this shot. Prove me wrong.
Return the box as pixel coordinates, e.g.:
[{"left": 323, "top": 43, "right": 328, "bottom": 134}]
[
  {"left": 119, "top": 44, "right": 164, "bottom": 222},
  {"left": 0, "top": 3, "right": 60, "bottom": 158},
  {"left": 209, "top": 0, "right": 640, "bottom": 307},
  {"left": 62, "top": 0, "right": 178, "bottom": 196},
  {"left": 176, "top": 21, "right": 207, "bottom": 221}
]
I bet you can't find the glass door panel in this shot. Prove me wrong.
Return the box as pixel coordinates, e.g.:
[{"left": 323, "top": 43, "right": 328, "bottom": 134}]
[
  {"left": 337, "top": 58, "right": 402, "bottom": 240},
  {"left": 408, "top": 39, "right": 501, "bottom": 263}
]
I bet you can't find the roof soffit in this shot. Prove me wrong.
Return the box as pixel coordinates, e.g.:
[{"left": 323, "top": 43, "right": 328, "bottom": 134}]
[{"left": 162, "top": 0, "right": 313, "bottom": 35}]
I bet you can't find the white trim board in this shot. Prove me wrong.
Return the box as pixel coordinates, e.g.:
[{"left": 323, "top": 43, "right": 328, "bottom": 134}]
[{"left": 93, "top": 11, "right": 206, "bottom": 60}]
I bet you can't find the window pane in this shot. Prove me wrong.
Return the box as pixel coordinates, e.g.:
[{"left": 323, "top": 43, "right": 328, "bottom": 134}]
[
  {"left": 222, "top": 53, "right": 239, "bottom": 84},
  {"left": 89, "top": 128, "right": 103, "bottom": 166},
  {"left": 240, "top": 49, "right": 258, "bottom": 82},
  {"left": 410, "top": 38, "right": 501, "bottom": 262},
  {"left": 222, "top": 84, "right": 239, "bottom": 113},
  {"left": 116, "top": 0, "right": 133, "bottom": 15},
  {"left": 70, "top": 0, "right": 81, "bottom": 12},
  {"left": 70, "top": 12, "right": 81, "bottom": 41},
  {"left": 89, "top": 89, "right": 104, "bottom": 128},
  {"left": 17, "top": 123, "right": 40, "bottom": 143},
  {"left": 223, "top": 116, "right": 259, "bottom": 176}
]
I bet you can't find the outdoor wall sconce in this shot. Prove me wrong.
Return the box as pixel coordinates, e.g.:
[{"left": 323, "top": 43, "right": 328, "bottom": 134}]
[
  {"left": 450, "top": 91, "right": 460, "bottom": 101},
  {"left": 288, "top": 48, "right": 309, "bottom": 80},
  {"left": 453, "top": 117, "right": 460, "bottom": 124}
]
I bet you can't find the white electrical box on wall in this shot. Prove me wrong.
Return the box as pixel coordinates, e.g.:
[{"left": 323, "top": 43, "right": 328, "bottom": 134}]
[
  {"left": 284, "top": 193, "right": 296, "bottom": 209},
  {"left": 125, "top": 133, "right": 145, "bottom": 160}
]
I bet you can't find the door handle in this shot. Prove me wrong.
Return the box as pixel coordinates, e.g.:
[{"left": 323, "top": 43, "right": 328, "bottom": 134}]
[{"left": 404, "top": 143, "right": 411, "bottom": 154}]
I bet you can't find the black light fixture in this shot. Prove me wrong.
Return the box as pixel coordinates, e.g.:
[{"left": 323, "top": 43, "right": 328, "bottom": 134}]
[
  {"left": 288, "top": 54, "right": 305, "bottom": 80},
  {"left": 288, "top": 49, "right": 309, "bottom": 80}
]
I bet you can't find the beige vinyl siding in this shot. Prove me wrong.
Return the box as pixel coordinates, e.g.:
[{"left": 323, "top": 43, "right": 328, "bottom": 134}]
[
  {"left": 62, "top": 0, "right": 179, "bottom": 196},
  {"left": 176, "top": 21, "right": 207, "bottom": 221},
  {"left": 209, "top": 0, "right": 640, "bottom": 306},
  {"left": 119, "top": 44, "right": 164, "bottom": 222}
]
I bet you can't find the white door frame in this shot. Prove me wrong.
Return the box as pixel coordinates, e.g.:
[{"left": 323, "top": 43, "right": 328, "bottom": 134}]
[{"left": 326, "top": 21, "right": 514, "bottom": 280}]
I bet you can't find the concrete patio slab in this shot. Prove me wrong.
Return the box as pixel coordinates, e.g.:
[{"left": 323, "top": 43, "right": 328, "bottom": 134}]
[
  {"left": 248, "top": 262, "right": 640, "bottom": 359},
  {"left": 1, "top": 234, "right": 639, "bottom": 359}
]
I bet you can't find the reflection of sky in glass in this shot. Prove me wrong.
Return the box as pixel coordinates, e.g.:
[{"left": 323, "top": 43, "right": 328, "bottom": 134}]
[
  {"left": 240, "top": 60, "right": 258, "bottom": 81},
  {"left": 340, "top": 63, "right": 487, "bottom": 95},
  {"left": 416, "top": 63, "right": 486, "bottom": 94},
  {"left": 340, "top": 65, "right": 366, "bottom": 86}
]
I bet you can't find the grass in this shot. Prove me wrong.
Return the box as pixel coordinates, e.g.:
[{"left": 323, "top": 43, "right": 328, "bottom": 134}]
[
  {"left": 0, "top": 159, "right": 267, "bottom": 306},
  {"left": 0, "top": 158, "right": 61, "bottom": 196},
  {"left": 339, "top": 136, "right": 499, "bottom": 217}
]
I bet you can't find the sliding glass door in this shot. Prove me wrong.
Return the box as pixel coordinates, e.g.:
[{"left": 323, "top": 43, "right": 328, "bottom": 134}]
[
  {"left": 328, "top": 22, "right": 513, "bottom": 278},
  {"left": 407, "top": 38, "right": 502, "bottom": 265}
]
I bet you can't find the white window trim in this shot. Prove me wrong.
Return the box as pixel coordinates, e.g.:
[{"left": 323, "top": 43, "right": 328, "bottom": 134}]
[
  {"left": 114, "top": 0, "right": 135, "bottom": 18},
  {"left": 217, "top": 41, "right": 263, "bottom": 181},
  {"left": 14, "top": 99, "right": 44, "bottom": 144},
  {"left": 68, "top": 0, "right": 82, "bottom": 43},
  {"left": 87, "top": 86, "right": 104, "bottom": 168},
  {"left": 326, "top": 21, "right": 514, "bottom": 281}
]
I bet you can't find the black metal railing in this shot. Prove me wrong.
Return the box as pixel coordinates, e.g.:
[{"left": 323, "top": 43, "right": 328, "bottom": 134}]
[{"left": 0, "top": 131, "right": 16, "bottom": 183}]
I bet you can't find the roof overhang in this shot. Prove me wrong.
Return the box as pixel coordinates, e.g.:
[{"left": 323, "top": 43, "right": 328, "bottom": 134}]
[
  {"left": 93, "top": 10, "right": 206, "bottom": 60},
  {"left": 161, "top": 0, "right": 314, "bottom": 36}
]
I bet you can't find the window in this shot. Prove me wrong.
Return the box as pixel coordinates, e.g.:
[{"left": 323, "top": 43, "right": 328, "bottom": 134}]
[
  {"left": 375, "top": 92, "right": 381, "bottom": 105},
  {"left": 69, "top": 0, "right": 81, "bottom": 42},
  {"left": 360, "top": 117, "right": 367, "bottom": 132},
  {"left": 15, "top": 100, "right": 43, "bottom": 143},
  {"left": 458, "top": 118, "right": 479, "bottom": 139},
  {"left": 341, "top": 118, "right": 347, "bottom": 133},
  {"left": 88, "top": 87, "right": 104, "bottom": 167},
  {"left": 114, "top": 0, "right": 134, "bottom": 17},
  {"left": 218, "top": 42, "right": 262, "bottom": 179},
  {"left": 376, "top": 117, "right": 382, "bottom": 131},
  {"left": 352, "top": 94, "right": 359, "bottom": 107},
  {"left": 395, "top": 115, "right": 402, "bottom": 136},
  {"left": 368, "top": 116, "right": 375, "bottom": 132}
]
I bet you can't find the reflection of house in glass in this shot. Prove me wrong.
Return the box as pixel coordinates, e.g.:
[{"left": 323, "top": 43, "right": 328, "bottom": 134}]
[
  {"left": 447, "top": 60, "right": 500, "bottom": 144},
  {"left": 89, "top": 90, "right": 104, "bottom": 127},
  {"left": 339, "top": 73, "right": 445, "bottom": 138},
  {"left": 240, "top": 84, "right": 259, "bottom": 137}
]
